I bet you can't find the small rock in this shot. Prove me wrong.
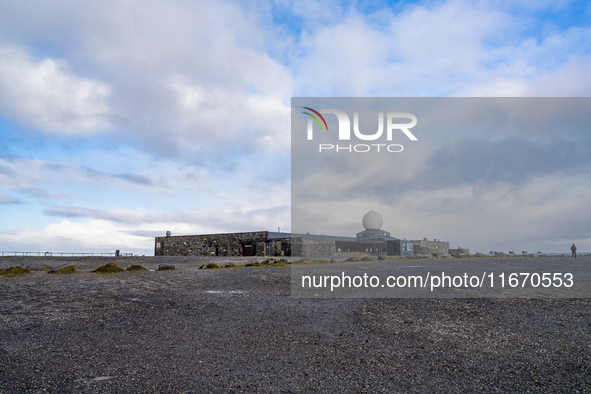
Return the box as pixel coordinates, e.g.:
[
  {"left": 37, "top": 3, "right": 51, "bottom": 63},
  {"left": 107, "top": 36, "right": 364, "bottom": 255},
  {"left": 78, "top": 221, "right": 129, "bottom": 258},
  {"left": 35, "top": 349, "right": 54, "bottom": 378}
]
[{"left": 92, "top": 376, "right": 117, "bottom": 381}]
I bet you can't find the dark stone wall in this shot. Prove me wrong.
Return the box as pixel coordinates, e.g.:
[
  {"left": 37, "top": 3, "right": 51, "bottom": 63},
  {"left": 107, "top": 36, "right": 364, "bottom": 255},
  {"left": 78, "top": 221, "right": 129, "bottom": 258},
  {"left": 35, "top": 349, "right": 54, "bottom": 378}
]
[
  {"left": 291, "top": 238, "right": 335, "bottom": 257},
  {"left": 155, "top": 232, "right": 270, "bottom": 257},
  {"left": 269, "top": 239, "right": 291, "bottom": 256},
  {"left": 154, "top": 232, "right": 294, "bottom": 257}
]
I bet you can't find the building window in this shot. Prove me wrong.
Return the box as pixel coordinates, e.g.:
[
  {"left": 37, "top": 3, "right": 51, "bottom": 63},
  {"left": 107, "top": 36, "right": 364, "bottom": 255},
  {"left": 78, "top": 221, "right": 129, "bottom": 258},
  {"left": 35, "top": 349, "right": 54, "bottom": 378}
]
[{"left": 156, "top": 242, "right": 161, "bottom": 249}]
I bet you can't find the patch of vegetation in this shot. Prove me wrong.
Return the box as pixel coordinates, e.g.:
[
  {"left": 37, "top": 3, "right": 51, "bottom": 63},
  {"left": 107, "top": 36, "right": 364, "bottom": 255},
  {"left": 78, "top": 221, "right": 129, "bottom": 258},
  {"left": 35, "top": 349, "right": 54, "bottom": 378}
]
[
  {"left": 51, "top": 265, "right": 76, "bottom": 274},
  {"left": 0, "top": 266, "right": 31, "bottom": 277},
  {"left": 244, "top": 262, "right": 261, "bottom": 267},
  {"left": 345, "top": 256, "right": 359, "bottom": 262},
  {"left": 93, "top": 263, "right": 123, "bottom": 273},
  {"left": 126, "top": 265, "right": 147, "bottom": 271},
  {"left": 359, "top": 256, "right": 374, "bottom": 262},
  {"left": 271, "top": 262, "right": 290, "bottom": 267},
  {"left": 203, "top": 263, "right": 220, "bottom": 269},
  {"left": 260, "top": 259, "right": 271, "bottom": 265},
  {"left": 198, "top": 263, "right": 206, "bottom": 269}
]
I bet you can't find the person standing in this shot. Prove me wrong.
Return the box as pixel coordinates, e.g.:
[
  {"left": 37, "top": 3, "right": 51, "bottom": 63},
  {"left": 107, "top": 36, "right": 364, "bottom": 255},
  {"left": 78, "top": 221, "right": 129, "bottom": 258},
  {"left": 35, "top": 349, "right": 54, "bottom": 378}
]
[{"left": 571, "top": 243, "right": 577, "bottom": 258}]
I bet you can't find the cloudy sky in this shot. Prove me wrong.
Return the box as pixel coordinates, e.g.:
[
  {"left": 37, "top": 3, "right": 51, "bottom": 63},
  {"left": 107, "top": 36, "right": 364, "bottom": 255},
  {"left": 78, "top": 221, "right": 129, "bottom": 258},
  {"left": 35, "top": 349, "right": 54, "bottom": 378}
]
[
  {"left": 0, "top": 0, "right": 590, "bottom": 255},
  {"left": 291, "top": 98, "right": 591, "bottom": 254}
]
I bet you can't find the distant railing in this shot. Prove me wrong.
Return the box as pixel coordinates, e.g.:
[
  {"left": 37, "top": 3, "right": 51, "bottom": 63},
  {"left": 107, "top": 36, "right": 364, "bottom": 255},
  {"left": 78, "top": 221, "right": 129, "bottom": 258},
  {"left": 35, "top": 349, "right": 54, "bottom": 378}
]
[{"left": 0, "top": 251, "right": 136, "bottom": 257}]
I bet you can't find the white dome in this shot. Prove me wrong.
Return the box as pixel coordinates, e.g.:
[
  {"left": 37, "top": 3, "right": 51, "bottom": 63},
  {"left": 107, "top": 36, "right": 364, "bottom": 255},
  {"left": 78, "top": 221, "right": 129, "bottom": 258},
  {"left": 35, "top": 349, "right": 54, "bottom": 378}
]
[{"left": 362, "top": 211, "right": 383, "bottom": 230}]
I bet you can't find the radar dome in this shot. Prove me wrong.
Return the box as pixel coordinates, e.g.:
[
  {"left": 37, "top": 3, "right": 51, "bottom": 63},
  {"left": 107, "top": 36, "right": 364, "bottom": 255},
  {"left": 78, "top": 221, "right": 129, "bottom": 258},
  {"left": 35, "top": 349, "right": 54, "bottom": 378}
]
[{"left": 362, "top": 211, "right": 383, "bottom": 230}]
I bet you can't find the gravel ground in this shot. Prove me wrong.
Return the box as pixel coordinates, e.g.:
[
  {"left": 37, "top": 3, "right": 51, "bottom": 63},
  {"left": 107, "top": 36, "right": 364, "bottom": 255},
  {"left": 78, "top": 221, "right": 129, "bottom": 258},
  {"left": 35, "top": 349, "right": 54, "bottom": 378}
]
[{"left": 0, "top": 257, "right": 590, "bottom": 393}]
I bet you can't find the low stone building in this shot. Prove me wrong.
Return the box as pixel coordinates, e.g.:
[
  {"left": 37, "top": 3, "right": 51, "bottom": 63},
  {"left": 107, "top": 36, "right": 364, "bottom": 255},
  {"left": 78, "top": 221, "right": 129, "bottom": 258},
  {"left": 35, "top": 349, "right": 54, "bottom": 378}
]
[
  {"left": 155, "top": 231, "right": 292, "bottom": 257},
  {"left": 413, "top": 239, "right": 450, "bottom": 255},
  {"left": 449, "top": 248, "right": 470, "bottom": 256},
  {"left": 154, "top": 211, "right": 460, "bottom": 258}
]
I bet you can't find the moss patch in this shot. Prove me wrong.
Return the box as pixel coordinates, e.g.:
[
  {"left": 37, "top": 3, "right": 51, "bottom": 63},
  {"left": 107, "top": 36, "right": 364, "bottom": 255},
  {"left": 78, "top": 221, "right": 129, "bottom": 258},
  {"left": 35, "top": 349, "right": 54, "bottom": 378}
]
[
  {"left": 203, "top": 263, "right": 220, "bottom": 269},
  {"left": 359, "top": 256, "right": 374, "bottom": 261},
  {"left": 269, "top": 262, "right": 290, "bottom": 267},
  {"left": 157, "top": 266, "right": 175, "bottom": 271},
  {"left": 93, "top": 263, "right": 123, "bottom": 273},
  {"left": 51, "top": 265, "right": 76, "bottom": 274},
  {"left": 244, "top": 262, "right": 261, "bottom": 267},
  {"left": 126, "top": 265, "right": 147, "bottom": 271},
  {"left": 0, "top": 266, "right": 31, "bottom": 277}
]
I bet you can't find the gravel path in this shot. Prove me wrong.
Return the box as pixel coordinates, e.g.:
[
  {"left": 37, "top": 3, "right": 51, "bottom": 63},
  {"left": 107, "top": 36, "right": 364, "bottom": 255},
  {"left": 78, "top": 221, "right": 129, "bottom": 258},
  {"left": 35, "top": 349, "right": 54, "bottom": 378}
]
[{"left": 0, "top": 257, "right": 590, "bottom": 393}]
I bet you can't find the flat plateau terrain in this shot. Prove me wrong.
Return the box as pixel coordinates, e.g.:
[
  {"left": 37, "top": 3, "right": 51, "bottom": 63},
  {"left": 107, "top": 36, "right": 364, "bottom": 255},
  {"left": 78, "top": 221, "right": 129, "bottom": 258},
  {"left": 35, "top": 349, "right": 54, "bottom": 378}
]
[{"left": 1, "top": 256, "right": 590, "bottom": 393}]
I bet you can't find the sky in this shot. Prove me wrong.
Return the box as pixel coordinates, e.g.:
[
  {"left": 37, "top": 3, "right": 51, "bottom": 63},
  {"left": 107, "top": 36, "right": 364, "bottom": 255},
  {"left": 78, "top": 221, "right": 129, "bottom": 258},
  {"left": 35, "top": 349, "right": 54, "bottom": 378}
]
[
  {"left": 0, "top": 0, "right": 590, "bottom": 255},
  {"left": 291, "top": 98, "right": 591, "bottom": 254}
]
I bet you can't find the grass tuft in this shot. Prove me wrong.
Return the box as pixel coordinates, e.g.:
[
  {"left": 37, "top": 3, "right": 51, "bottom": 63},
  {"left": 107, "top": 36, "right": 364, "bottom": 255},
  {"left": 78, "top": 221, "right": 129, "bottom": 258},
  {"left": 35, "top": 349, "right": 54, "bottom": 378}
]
[
  {"left": 93, "top": 263, "right": 123, "bottom": 273},
  {"left": 126, "top": 265, "right": 147, "bottom": 271},
  {"left": 0, "top": 266, "right": 31, "bottom": 277},
  {"left": 203, "top": 263, "right": 220, "bottom": 269},
  {"left": 51, "top": 265, "right": 76, "bottom": 274}
]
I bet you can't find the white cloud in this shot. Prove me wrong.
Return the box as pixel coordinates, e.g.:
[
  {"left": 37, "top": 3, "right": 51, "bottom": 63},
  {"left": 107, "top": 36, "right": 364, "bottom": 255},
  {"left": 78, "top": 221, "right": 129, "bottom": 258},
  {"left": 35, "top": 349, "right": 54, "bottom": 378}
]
[
  {"left": 293, "top": 175, "right": 591, "bottom": 253},
  {"left": 1, "top": 200, "right": 291, "bottom": 255},
  {"left": 295, "top": 1, "right": 509, "bottom": 96},
  {"left": 0, "top": 45, "right": 111, "bottom": 134},
  {"left": 295, "top": 0, "right": 591, "bottom": 97},
  {"left": 0, "top": 0, "right": 590, "bottom": 254},
  {"left": 0, "top": 1, "right": 295, "bottom": 160},
  {"left": 0, "top": 192, "right": 19, "bottom": 204},
  {"left": 168, "top": 76, "right": 292, "bottom": 155}
]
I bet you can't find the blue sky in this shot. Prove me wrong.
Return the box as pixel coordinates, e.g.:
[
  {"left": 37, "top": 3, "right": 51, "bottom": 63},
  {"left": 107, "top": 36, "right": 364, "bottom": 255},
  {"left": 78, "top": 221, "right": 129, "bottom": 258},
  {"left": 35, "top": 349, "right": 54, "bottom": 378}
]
[{"left": 0, "top": 0, "right": 590, "bottom": 255}]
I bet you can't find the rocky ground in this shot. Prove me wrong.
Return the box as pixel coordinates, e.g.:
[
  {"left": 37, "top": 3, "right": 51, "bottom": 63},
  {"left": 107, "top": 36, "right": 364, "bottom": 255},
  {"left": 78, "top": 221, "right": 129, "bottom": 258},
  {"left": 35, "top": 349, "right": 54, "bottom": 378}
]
[{"left": 0, "top": 256, "right": 590, "bottom": 393}]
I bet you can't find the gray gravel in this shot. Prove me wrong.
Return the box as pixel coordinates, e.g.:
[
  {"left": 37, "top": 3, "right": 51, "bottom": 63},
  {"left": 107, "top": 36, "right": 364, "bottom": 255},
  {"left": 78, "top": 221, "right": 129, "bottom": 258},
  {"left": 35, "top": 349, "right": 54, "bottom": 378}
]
[{"left": 0, "top": 257, "right": 590, "bottom": 393}]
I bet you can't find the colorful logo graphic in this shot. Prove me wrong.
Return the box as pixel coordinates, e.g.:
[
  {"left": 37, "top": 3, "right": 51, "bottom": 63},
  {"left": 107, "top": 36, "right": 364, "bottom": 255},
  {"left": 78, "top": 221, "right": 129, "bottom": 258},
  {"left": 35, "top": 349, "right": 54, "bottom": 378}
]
[
  {"left": 302, "top": 107, "right": 328, "bottom": 131},
  {"left": 302, "top": 106, "right": 418, "bottom": 153}
]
